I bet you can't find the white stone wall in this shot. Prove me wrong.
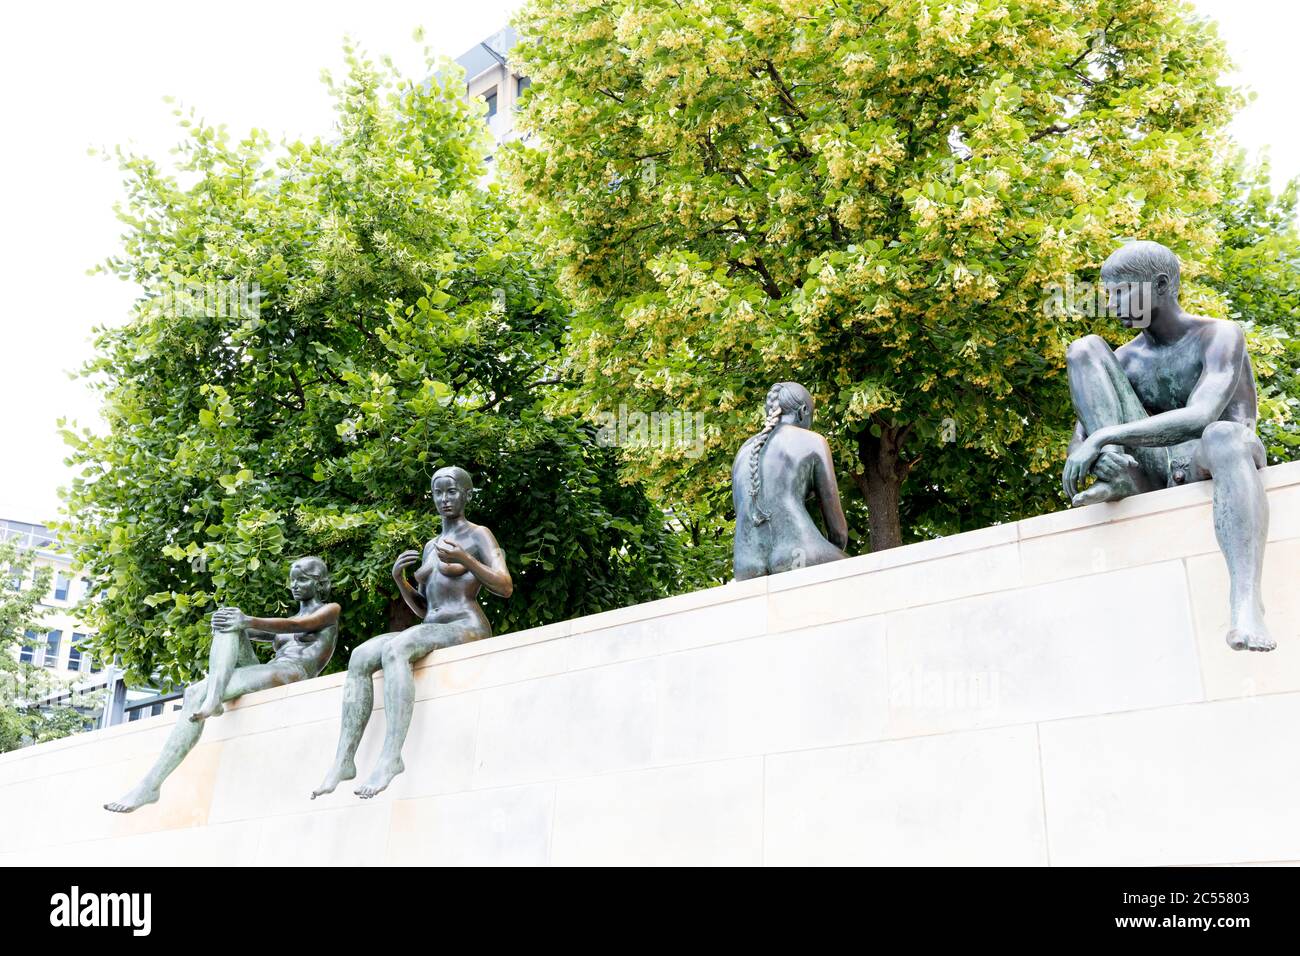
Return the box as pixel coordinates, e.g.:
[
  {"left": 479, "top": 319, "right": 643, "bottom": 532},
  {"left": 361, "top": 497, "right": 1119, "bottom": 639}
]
[{"left": 2, "top": 461, "right": 1298, "bottom": 866}]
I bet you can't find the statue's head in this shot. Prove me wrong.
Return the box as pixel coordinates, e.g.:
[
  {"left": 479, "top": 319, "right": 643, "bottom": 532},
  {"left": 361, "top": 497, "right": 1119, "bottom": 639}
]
[
  {"left": 1100, "top": 240, "right": 1180, "bottom": 327},
  {"left": 289, "top": 556, "right": 330, "bottom": 602},
  {"left": 766, "top": 382, "right": 814, "bottom": 429},
  {"left": 431, "top": 466, "right": 474, "bottom": 520}
]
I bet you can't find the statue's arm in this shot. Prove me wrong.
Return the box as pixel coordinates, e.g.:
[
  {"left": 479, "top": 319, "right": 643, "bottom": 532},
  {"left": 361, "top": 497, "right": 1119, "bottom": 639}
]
[
  {"left": 212, "top": 608, "right": 267, "bottom": 637},
  {"left": 812, "top": 437, "right": 849, "bottom": 550},
  {"left": 440, "top": 528, "right": 513, "bottom": 599},
  {"left": 244, "top": 603, "right": 341, "bottom": 636},
  {"left": 1085, "top": 325, "right": 1244, "bottom": 449},
  {"left": 393, "top": 545, "right": 429, "bottom": 618},
  {"left": 1068, "top": 420, "right": 1086, "bottom": 454}
]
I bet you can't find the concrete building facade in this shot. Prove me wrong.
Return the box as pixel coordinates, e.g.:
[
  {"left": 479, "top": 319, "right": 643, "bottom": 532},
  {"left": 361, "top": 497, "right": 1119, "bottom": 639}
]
[
  {"left": 2, "top": 518, "right": 177, "bottom": 737},
  {"left": 453, "top": 27, "right": 530, "bottom": 175}
]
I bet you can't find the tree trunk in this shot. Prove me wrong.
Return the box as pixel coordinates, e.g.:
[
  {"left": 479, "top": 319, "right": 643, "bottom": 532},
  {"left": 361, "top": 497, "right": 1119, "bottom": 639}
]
[
  {"left": 387, "top": 595, "right": 419, "bottom": 634},
  {"left": 854, "top": 425, "right": 909, "bottom": 552}
]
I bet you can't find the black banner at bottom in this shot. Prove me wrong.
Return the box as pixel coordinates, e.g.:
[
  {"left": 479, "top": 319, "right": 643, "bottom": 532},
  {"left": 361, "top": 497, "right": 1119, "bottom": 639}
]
[{"left": 4, "top": 865, "right": 1296, "bottom": 944}]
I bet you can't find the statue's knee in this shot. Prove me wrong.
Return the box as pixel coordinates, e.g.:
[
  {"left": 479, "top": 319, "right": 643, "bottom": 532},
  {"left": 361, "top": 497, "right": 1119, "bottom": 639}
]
[
  {"left": 347, "top": 652, "right": 377, "bottom": 677},
  {"left": 1066, "top": 335, "right": 1106, "bottom": 365},
  {"left": 380, "top": 642, "right": 414, "bottom": 670},
  {"left": 1201, "top": 421, "right": 1249, "bottom": 458}
]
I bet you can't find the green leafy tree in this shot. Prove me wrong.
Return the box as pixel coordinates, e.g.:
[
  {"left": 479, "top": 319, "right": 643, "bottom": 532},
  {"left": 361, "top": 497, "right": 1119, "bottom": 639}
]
[
  {"left": 0, "top": 539, "right": 79, "bottom": 752},
  {"left": 1205, "top": 149, "right": 1300, "bottom": 461},
  {"left": 507, "top": 0, "right": 1246, "bottom": 554},
  {"left": 59, "top": 45, "right": 689, "bottom": 687}
]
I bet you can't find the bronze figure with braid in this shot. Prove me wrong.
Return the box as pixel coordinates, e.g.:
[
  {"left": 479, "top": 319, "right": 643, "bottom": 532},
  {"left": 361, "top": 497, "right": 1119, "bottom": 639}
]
[{"left": 732, "top": 382, "right": 849, "bottom": 579}]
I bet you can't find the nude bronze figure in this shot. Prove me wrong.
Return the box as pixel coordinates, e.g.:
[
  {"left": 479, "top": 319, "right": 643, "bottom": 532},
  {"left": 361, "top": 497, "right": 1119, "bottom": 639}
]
[
  {"left": 104, "top": 557, "right": 340, "bottom": 812},
  {"left": 312, "top": 466, "right": 512, "bottom": 799},
  {"left": 732, "top": 382, "right": 849, "bottom": 580},
  {"left": 1063, "top": 240, "right": 1275, "bottom": 652}
]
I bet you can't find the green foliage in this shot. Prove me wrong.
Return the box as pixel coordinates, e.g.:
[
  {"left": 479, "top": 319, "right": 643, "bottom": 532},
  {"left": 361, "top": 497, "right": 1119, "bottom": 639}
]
[
  {"left": 1204, "top": 150, "right": 1300, "bottom": 460},
  {"left": 506, "top": 0, "right": 1247, "bottom": 550},
  {"left": 59, "top": 44, "right": 690, "bottom": 687},
  {"left": 0, "top": 539, "right": 82, "bottom": 753}
]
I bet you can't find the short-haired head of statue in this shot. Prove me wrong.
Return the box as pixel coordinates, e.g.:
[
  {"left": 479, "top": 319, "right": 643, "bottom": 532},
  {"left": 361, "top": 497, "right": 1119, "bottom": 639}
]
[
  {"left": 1100, "top": 239, "right": 1181, "bottom": 294},
  {"left": 289, "top": 556, "right": 331, "bottom": 600}
]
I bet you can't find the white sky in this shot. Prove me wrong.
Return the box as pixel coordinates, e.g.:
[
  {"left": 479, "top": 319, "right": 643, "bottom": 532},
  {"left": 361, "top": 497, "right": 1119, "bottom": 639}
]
[{"left": 0, "top": 0, "right": 1296, "bottom": 523}]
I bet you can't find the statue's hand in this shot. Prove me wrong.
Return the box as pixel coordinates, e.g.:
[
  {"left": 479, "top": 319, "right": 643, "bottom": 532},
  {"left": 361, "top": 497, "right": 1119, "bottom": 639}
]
[
  {"left": 392, "top": 549, "right": 421, "bottom": 584},
  {"left": 435, "top": 539, "right": 471, "bottom": 565},
  {"left": 1062, "top": 436, "right": 1102, "bottom": 501},
  {"left": 211, "top": 607, "right": 246, "bottom": 631}
]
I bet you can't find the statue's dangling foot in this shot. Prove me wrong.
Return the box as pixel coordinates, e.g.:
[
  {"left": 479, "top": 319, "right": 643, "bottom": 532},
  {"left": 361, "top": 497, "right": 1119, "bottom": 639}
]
[
  {"left": 354, "top": 757, "right": 404, "bottom": 799},
  {"left": 1227, "top": 601, "right": 1276, "bottom": 653},
  {"left": 1071, "top": 453, "right": 1148, "bottom": 508},
  {"left": 1071, "top": 480, "right": 1124, "bottom": 507},
  {"left": 189, "top": 695, "right": 224, "bottom": 723},
  {"left": 103, "top": 783, "right": 160, "bottom": 813},
  {"left": 310, "top": 758, "right": 356, "bottom": 799}
]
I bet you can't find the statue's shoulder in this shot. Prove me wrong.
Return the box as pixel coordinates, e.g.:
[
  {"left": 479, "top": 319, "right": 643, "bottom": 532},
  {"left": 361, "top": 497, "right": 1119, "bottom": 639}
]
[
  {"left": 1203, "top": 314, "right": 1246, "bottom": 341},
  {"left": 468, "top": 521, "right": 500, "bottom": 546},
  {"left": 779, "top": 424, "right": 828, "bottom": 454},
  {"left": 1188, "top": 315, "right": 1247, "bottom": 357},
  {"left": 799, "top": 425, "right": 831, "bottom": 448}
]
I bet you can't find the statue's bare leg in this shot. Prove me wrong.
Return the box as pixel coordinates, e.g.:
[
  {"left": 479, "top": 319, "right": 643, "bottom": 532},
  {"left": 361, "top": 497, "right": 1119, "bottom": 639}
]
[
  {"left": 104, "top": 661, "right": 304, "bottom": 812},
  {"left": 355, "top": 623, "right": 452, "bottom": 799},
  {"left": 103, "top": 680, "right": 208, "bottom": 812},
  {"left": 1065, "top": 335, "right": 1162, "bottom": 505},
  {"left": 1196, "top": 421, "right": 1274, "bottom": 652},
  {"left": 312, "top": 633, "right": 391, "bottom": 798},
  {"left": 193, "top": 626, "right": 241, "bottom": 721}
]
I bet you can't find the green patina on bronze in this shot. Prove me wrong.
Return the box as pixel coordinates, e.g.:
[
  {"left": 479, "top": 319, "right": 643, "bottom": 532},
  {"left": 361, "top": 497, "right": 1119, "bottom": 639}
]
[
  {"left": 732, "top": 382, "right": 849, "bottom": 580},
  {"left": 104, "top": 557, "right": 340, "bottom": 812},
  {"left": 1064, "top": 239, "right": 1274, "bottom": 652},
  {"left": 312, "top": 466, "right": 513, "bottom": 800}
]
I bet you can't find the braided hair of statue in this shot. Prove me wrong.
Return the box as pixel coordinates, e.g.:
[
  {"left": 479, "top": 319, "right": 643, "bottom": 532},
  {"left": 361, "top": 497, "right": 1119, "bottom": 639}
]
[{"left": 747, "top": 382, "right": 810, "bottom": 526}]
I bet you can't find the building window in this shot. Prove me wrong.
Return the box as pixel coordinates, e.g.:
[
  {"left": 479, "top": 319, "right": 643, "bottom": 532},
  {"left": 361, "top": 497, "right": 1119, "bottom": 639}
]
[
  {"left": 79, "top": 577, "right": 90, "bottom": 601},
  {"left": 69, "top": 633, "right": 86, "bottom": 672},
  {"left": 484, "top": 89, "right": 498, "bottom": 118},
  {"left": 7, "top": 565, "right": 22, "bottom": 590},
  {"left": 517, "top": 75, "right": 531, "bottom": 98},
  {"left": 43, "top": 630, "right": 62, "bottom": 669},
  {"left": 128, "top": 708, "right": 141, "bottom": 722},
  {"left": 19, "top": 630, "right": 36, "bottom": 663}
]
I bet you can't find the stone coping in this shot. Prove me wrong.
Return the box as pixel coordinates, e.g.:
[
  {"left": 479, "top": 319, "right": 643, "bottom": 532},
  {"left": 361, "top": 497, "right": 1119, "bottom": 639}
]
[
  {"left": 3, "top": 458, "right": 1295, "bottom": 772},
  {"left": 770, "top": 457, "right": 1300, "bottom": 591}
]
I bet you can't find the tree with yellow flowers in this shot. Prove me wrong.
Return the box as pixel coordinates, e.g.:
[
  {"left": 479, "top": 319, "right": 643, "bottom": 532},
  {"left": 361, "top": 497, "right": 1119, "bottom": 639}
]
[{"left": 506, "top": 0, "right": 1258, "bottom": 557}]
